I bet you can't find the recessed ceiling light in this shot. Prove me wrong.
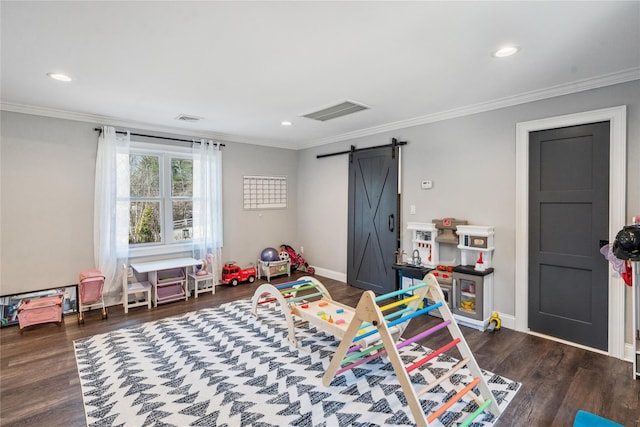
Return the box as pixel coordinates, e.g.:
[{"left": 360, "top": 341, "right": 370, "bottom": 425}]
[
  {"left": 492, "top": 46, "right": 519, "bottom": 58},
  {"left": 281, "top": 121, "right": 292, "bottom": 126},
  {"left": 47, "top": 72, "right": 73, "bottom": 82}
]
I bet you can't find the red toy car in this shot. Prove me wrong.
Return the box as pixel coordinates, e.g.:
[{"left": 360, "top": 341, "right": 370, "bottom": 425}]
[{"left": 221, "top": 262, "right": 257, "bottom": 286}]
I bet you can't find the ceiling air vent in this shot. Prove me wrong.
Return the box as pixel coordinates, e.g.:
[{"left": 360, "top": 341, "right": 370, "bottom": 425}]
[
  {"left": 302, "top": 100, "right": 370, "bottom": 122},
  {"left": 175, "top": 114, "right": 203, "bottom": 122}
]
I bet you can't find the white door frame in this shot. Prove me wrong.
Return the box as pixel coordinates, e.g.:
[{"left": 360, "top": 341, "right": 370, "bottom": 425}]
[{"left": 515, "top": 105, "right": 627, "bottom": 359}]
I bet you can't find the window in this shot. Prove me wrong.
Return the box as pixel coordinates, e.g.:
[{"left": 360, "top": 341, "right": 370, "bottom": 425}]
[{"left": 129, "top": 144, "right": 193, "bottom": 248}]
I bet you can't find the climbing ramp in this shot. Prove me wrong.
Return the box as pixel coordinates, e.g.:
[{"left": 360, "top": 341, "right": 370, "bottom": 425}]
[{"left": 321, "top": 273, "right": 500, "bottom": 427}]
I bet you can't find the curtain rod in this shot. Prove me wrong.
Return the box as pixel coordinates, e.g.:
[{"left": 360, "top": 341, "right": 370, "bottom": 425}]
[{"left": 93, "top": 128, "right": 225, "bottom": 147}]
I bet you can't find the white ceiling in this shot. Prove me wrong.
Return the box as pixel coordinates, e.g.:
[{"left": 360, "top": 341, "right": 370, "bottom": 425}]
[{"left": 2, "top": 1, "right": 639, "bottom": 150}]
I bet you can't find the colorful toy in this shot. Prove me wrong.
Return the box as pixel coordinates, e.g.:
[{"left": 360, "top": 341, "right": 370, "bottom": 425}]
[
  {"left": 488, "top": 312, "right": 501, "bottom": 332},
  {"left": 77, "top": 269, "right": 107, "bottom": 324},
  {"left": 251, "top": 273, "right": 500, "bottom": 427},
  {"left": 280, "top": 244, "right": 315, "bottom": 274},
  {"left": 195, "top": 258, "right": 208, "bottom": 276},
  {"left": 475, "top": 252, "right": 486, "bottom": 271},
  {"left": 278, "top": 249, "right": 290, "bottom": 261},
  {"left": 220, "top": 262, "right": 257, "bottom": 286},
  {"left": 260, "top": 247, "right": 280, "bottom": 262}
]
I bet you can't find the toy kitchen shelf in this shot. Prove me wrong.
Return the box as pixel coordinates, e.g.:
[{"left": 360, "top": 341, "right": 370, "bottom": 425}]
[
  {"left": 453, "top": 225, "right": 495, "bottom": 330},
  {"left": 401, "top": 221, "right": 495, "bottom": 331},
  {"left": 407, "top": 222, "right": 439, "bottom": 267}
]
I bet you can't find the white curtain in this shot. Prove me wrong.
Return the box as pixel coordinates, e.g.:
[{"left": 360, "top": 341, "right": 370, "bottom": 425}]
[
  {"left": 94, "top": 126, "right": 130, "bottom": 304},
  {"left": 192, "top": 140, "right": 223, "bottom": 280}
]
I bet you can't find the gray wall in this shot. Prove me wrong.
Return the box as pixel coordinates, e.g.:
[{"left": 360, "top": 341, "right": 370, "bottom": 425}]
[
  {"left": 297, "top": 80, "right": 640, "bottom": 320},
  {"left": 0, "top": 111, "right": 298, "bottom": 295},
  {"left": 1, "top": 80, "right": 638, "bottom": 332}
]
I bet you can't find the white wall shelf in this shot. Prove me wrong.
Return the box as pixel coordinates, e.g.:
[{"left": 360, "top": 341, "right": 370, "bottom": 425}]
[
  {"left": 407, "top": 222, "right": 439, "bottom": 267},
  {"left": 453, "top": 225, "right": 495, "bottom": 330}
]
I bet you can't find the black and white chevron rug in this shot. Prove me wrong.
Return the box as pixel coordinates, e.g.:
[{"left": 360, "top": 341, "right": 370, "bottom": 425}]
[{"left": 74, "top": 299, "right": 519, "bottom": 427}]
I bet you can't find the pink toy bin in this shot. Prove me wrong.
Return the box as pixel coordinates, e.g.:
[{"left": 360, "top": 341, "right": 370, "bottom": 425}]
[{"left": 17, "top": 294, "right": 64, "bottom": 333}]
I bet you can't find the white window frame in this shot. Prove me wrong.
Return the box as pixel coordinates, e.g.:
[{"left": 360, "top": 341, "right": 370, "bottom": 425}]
[{"left": 129, "top": 141, "right": 194, "bottom": 258}]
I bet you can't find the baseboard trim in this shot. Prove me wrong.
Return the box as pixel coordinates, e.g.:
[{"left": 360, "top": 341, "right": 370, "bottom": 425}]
[
  {"left": 311, "top": 267, "right": 347, "bottom": 283},
  {"left": 495, "top": 312, "right": 516, "bottom": 330},
  {"left": 624, "top": 342, "right": 636, "bottom": 363}
]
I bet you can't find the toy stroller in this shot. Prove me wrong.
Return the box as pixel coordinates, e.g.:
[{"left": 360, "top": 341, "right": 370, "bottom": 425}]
[
  {"left": 280, "top": 244, "right": 315, "bottom": 274},
  {"left": 77, "top": 269, "right": 108, "bottom": 324}
]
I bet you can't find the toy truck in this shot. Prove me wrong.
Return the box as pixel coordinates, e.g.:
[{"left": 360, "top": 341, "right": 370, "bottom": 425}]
[{"left": 221, "top": 262, "right": 257, "bottom": 286}]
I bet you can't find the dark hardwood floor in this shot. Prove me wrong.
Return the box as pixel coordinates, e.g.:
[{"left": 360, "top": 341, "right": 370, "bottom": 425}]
[{"left": 1, "top": 273, "right": 639, "bottom": 426}]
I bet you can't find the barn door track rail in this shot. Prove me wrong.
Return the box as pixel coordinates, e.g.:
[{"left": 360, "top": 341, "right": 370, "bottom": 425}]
[{"left": 317, "top": 138, "right": 407, "bottom": 162}]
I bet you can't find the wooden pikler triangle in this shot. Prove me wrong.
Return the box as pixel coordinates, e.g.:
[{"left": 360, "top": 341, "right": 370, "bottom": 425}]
[{"left": 322, "top": 273, "right": 501, "bottom": 427}]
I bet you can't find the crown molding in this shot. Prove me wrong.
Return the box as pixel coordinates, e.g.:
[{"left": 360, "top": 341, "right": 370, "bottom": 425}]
[
  {"left": 0, "top": 102, "right": 294, "bottom": 150},
  {"left": 298, "top": 67, "right": 640, "bottom": 149},
  {"left": 3, "top": 67, "right": 638, "bottom": 151}
]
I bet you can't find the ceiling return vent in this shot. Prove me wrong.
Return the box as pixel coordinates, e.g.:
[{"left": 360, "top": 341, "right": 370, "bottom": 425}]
[
  {"left": 302, "top": 100, "right": 370, "bottom": 121},
  {"left": 175, "top": 114, "right": 203, "bottom": 122}
]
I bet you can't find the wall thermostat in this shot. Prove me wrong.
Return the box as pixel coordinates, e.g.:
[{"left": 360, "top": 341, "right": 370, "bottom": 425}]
[{"left": 421, "top": 180, "right": 433, "bottom": 189}]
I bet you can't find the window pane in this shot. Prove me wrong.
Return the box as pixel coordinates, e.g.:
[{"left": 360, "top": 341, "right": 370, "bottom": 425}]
[
  {"left": 130, "top": 154, "right": 160, "bottom": 197},
  {"left": 129, "top": 201, "right": 161, "bottom": 244},
  {"left": 173, "top": 200, "right": 193, "bottom": 240},
  {"left": 172, "top": 158, "right": 193, "bottom": 197}
]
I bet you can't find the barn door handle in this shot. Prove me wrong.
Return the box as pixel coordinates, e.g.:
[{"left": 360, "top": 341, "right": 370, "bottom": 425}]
[{"left": 388, "top": 214, "right": 395, "bottom": 232}]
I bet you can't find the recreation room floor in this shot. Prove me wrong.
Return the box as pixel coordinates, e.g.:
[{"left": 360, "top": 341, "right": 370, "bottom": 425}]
[{"left": 1, "top": 272, "right": 639, "bottom": 426}]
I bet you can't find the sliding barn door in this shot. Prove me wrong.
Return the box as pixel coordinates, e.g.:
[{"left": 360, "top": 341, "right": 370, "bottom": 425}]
[{"left": 347, "top": 146, "right": 399, "bottom": 294}]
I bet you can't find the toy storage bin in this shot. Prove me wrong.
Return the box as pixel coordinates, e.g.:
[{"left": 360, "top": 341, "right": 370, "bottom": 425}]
[
  {"left": 257, "top": 259, "right": 291, "bottom": 281},
  {"left": 154, "top": 267, "right": 187, "bottom": 305},
  {"left": 156, "top": 283, "right": 186, "bottom": 302},
  {"left": 17, "top": 294, "right": 64, "bottom": 333},
  {"left": 157, "top": 268, "right": 186, "bottom": 284}
]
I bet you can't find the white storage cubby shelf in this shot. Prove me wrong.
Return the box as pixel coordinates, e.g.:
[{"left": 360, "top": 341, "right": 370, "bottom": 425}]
[
  {"left": 456, "top": 225, "right": 495, "bottom": 268},
  {"left": 154, "top": 267, "right": 187, "bottom": 306}
]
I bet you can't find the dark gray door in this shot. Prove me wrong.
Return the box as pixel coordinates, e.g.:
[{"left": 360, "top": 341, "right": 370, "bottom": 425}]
[
  {"left": 347, "top": 146, "right": 399, "bottom": 294},
  {"left": 528, "top": 121, "right": 610, "bottom": 350}
]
